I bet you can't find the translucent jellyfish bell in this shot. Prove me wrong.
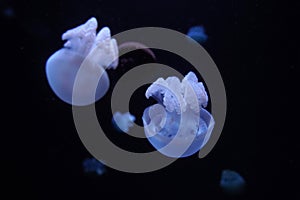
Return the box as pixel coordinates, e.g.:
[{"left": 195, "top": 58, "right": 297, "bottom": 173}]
[
  {"left": 45, "top": 17, "right": 118, "bottom": 105},
  {"left": 187, "top": 25, "right": 208, "bottom": 44},
  {"left": 220, "top": 169, "right": 246, "bottom": 195},
  {"left": 142, "top": 72, "right": 215, "bottom": 158}
]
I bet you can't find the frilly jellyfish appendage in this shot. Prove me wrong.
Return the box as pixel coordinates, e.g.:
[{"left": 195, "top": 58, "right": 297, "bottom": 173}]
[
  {"left": 112, "top": 111, "right": 136, "bottom": 133},
  {"left": 142, "top": 72, "right": 215, "bottom": 158},
  {"left": 45, "top": 17, "right": 119, "bottom": 105}
]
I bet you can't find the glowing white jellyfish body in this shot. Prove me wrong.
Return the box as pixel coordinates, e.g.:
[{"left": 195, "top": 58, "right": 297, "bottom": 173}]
[
  {"left": 45, "top": 17, "right": 118, "bottom": 105},
  {"left": 112, "top": 112, "right": 136, "bottom": 133},
  {"left": 142, "top": 72, "right": 215, "bottom": 158}
]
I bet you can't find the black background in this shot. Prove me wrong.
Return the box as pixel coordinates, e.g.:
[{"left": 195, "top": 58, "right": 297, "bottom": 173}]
[{"left": 2, "top": 0, "right": 299, "bottom": 199}]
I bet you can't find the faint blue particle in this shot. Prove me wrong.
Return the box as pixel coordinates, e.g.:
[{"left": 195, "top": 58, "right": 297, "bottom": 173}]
[
  {"left": 82, "top": 158, "right": 106, "bottom": 176},
  {"left": 220, "top": 169, "right": 246, "bottom": 195},
  {"left": 186, "top": 26, "right": 208, "bottom": 44}
]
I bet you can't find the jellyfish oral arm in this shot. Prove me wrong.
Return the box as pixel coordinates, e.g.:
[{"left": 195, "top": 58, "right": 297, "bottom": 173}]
[
  {"left": 87, "top": 37, "right": 119, "bottom": 70},
  {"left": 62, "top": 17, "right": 98, "bottom": 58}
]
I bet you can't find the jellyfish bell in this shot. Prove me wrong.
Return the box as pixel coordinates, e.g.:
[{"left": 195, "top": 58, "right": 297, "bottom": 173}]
[
  {"left": 45, "top": 17, "right": 119, "bottom": 106},
  {"left": 142, "top": 72, "right": 215, "bottom": 158},
  {"left": 143, "top": 107, "right": 214, "bottom": 157},
  {"left": 46, "top": 48, "right": 111, "bottom": 105},
  {"left": 186, "top": 25, "right": 208, "bottom": 44},
  {"left": 220, "top": 169, "right": 246, "bottom": 195}
]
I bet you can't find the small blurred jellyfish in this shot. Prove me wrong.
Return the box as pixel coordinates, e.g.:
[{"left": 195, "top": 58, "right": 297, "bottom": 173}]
[
  {"left": 45, "top": 17, "right": 119, "bottom": 106},
  {"left": 112, "top": 112, "right": 136, "bottom": 133},
  {"left": 187, "top": 26, "right": 208, "bottom": 44},
  {"left": 82, "top": 158, "right": 106, "bottom": 176},
  {"left": 2, "top": 7, "right": 15, "bottom": 19},
  {"left": 142, "top": 72, "right": 215, "bottom": 158},
  {"left": 220, "top": 169, "right": 246, "bottom": 195}
]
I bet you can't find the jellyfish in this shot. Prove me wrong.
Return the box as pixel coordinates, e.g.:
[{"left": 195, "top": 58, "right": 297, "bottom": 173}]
[
  {"left": 45, "top": 17, "right": 118, "bottom": 105},
  {"left": 112, "top": 111, "right": 136, "bottom": 133},
  {"left": 2, "top": 7, "right": 15, "bottom": 19},
  {"left": 142, "top": 72, "right": 215, "bottom": 158},
  {"left": 187, "top": 25, "right": 208, "bottom": 44},
  {"left": 220, "top": 169, "right": 246, "bottom": 195},
  {"left": 82, "top": 158, "right": 106, "bottom": 176}
]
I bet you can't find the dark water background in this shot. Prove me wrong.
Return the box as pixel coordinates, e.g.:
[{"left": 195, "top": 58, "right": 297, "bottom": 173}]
[{"left": 2, "top": 0, "right": 299, "bottom": 199}]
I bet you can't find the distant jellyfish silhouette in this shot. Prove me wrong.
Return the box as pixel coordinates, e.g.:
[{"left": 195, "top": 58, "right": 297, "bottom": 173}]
[
  {"left": 112, "top": 111, "right": 136, "bottom": 133},
  {"left": 45, "top": 17, "right": 118, "bottom": 105},
  {"left": 220, "top": 169, "right": 246, "bottom": 195},
  {"left": 82, "top": 158, "right": 106, "bottom": 176},
  {"left": 142, "top": 72, "right": 215, "bottom": 158},
  {"left": 2, "top": 7, "right": 15, "bottom": 19},
  {"left": 187, "top": 25, "right": 208, "bottom": 44}
]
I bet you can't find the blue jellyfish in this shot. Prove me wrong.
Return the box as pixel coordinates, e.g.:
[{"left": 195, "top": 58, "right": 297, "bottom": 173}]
[
  {"left": 220, "top": 169, "right": 246, "bottom": 195},
  {"left": 45, "top": 17, "right": 119, "bottom": 106},
  {"left": 82, "top": 158, "right": 106, "bottom": 176},
  {"left": 2, "top": 7, "right": 15, "bottom": 19},
  {"left": 142, "top": 72, "right": 215, "bottom": 158},
  {"left": 187, "top": 25, "right": 208, "bottom": 44},
  {"left": 112, "top": 111, "right": 136, "bottom": 133}
]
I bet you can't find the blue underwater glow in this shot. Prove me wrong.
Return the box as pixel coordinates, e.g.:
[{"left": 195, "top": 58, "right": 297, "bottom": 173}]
[{"left": 187, "top": 25, "right": 208, "bottom": 44}]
